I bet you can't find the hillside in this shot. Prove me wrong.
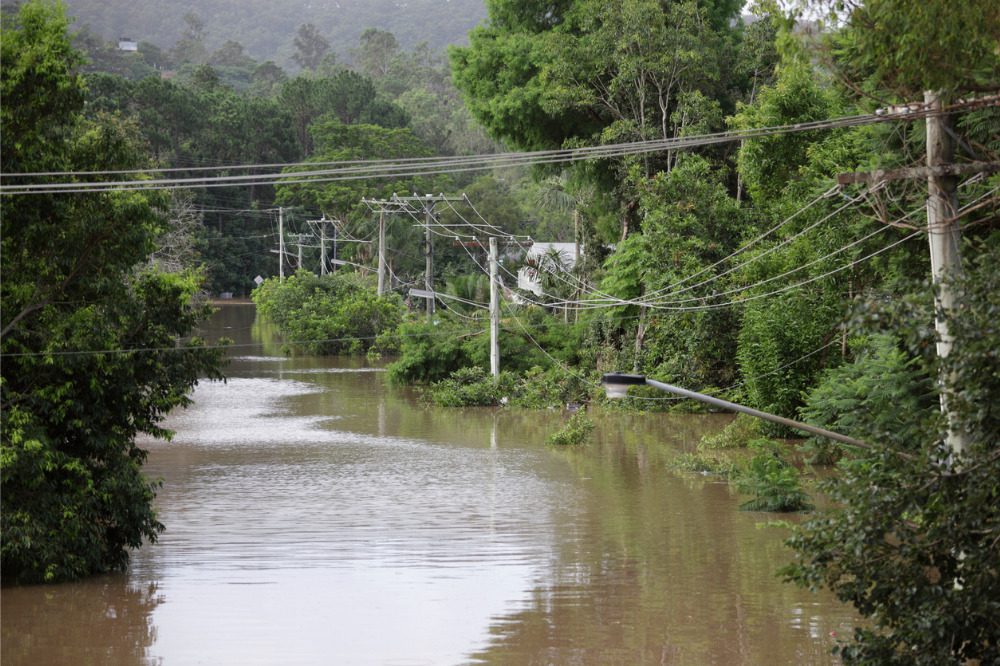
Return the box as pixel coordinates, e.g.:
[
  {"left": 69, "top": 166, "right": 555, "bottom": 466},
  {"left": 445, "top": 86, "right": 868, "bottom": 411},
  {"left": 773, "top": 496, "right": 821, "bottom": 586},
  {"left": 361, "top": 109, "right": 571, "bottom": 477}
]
[{"left": 60, "top": 0, "right": 487, "bottom": 66}]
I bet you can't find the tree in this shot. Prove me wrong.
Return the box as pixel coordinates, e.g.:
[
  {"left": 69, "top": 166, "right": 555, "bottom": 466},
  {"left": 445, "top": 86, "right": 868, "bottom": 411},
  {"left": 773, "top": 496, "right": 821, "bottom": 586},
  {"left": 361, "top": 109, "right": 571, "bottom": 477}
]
[
  {"left": 276, "top": 117, "right": 436, "bottom": 218},
  {"left": 810, "top": 0, "right": 1000, "bottom": 98},
  {"left": 170, "top": 11, "right": 208, "bottom": 65},
  {"left": 293, "top": 23, "right": 330, "bottom": 71},
  {"left": 353, "top": 28, "right": 400, "bottom": 80},
  {"left": 785, "top": 238, "right": 1000, "bottom": 663},
  {"left": 1, "top": 0, "right": 224, "bottom": 584}
]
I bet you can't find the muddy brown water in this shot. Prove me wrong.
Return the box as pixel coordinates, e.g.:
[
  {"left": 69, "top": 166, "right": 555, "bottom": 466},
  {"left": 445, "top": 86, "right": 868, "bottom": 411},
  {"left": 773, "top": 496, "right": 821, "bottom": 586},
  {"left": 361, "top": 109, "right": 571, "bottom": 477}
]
[{"left": 2, "top": 305, "right": 856, "bottom": 665}]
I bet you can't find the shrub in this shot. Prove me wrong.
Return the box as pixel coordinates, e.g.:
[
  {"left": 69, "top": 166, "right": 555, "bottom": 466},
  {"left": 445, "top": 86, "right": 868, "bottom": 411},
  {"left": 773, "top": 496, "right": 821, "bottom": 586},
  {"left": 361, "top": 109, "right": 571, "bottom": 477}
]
[
  {"left": 671, "top": 452, "right": 739, "bottom": 478},
  {"left": 546, "top": 412, "right": 595, "bottom": 446},
  {"left": 429, "top": 367, "right": 517, "bottom": 407},
  {"left": 735, "top": 439, "right": 812, "bottom": 512},
  {"left": 699, "top": 413, "right": 762, "bottom": 450},
  {"left": 252, "top": 271, "right": 403, "bottom": 355}
]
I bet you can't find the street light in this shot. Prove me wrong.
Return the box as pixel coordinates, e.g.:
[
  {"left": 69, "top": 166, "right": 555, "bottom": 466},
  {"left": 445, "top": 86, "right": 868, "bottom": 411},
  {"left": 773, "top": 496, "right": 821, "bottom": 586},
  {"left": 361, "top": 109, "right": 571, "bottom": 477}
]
[{"left": 601, "top": 373, "right": 868, "bottom": 448}]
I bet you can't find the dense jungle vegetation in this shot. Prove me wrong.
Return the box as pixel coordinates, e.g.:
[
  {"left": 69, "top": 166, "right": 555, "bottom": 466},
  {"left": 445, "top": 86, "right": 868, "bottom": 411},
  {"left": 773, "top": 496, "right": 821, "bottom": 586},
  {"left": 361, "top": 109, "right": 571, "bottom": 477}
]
[{"left": 2, "top": 0, "right": 999, "bottom": 661}]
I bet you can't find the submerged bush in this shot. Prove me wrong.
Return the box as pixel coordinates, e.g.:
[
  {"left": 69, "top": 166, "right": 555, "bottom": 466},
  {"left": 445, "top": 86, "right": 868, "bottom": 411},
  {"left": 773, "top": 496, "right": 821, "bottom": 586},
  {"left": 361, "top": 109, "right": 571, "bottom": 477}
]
[
  {"left": 429, "top": 367, "right": 517, "bottom": 407},
  {"left": 699, "top": 414, "right": 762, "bottom": 450},
  {"left": 426, "top": 364, "right": 594, "bottom": 408},
  {"left": 252, "top": 271, "right": 403, "bottom": 355},
  {"left": 546, "top": 412, "right": 595, "bottom": 446},
  {"left": 735, "top": 440, "right": 812, "bottom": 512},
  {"left": 671, "top": 452, "right": 739, "bottom": 478}
]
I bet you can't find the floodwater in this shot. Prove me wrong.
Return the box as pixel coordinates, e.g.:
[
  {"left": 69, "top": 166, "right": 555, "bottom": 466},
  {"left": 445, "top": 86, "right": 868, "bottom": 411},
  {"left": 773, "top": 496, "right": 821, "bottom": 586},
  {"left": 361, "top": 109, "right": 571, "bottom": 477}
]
[{"left": 2, "top": 305, "right": 857, "bottom": 665}]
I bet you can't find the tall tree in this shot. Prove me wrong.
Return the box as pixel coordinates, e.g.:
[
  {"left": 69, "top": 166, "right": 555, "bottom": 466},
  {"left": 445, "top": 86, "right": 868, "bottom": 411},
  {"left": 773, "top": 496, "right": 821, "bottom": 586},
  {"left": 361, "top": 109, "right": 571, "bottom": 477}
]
[
  {"left": 353, "top": 28, "right": 400, "bottom": 79},
  {"left": 293, "top": 23, "right": 331, "bottom": 71},
  {"left": 170, "top": 11, "right": 208, "bottom": 65},
  {"left": 1, "top": 0, "right": 224, "bottom": 584}
]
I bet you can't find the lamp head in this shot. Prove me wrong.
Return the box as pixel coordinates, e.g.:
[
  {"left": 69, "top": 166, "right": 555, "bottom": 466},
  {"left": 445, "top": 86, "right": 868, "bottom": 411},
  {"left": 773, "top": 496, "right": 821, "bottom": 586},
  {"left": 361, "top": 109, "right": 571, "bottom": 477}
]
[{"left": 601, "top": 373, "right": 647, "bottom": 399}]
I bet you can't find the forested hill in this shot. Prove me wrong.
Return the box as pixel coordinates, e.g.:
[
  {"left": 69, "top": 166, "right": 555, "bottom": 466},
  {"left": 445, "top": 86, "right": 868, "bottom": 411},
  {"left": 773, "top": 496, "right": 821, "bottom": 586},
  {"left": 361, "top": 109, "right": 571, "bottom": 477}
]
[{"left": 60, "top": 0, "right": 487, "bottom": 65}]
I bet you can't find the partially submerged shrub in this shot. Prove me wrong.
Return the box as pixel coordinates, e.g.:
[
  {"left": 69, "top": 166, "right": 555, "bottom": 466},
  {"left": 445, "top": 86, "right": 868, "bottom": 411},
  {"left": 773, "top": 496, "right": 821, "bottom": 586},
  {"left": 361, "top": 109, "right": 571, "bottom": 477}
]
[
  {"left": 671, "top": 452, "right": 739, "bottom": 478},
  {"left": 547, "top": 412, "right": 595, "bottom": 446},
  {"left": 735, "top": 439, "right": 812, "bottom": 512},
  {"left": 429, "top": 367, "right": 516, "bottom": 407},
  {"left": 699, "top": 413, "right": 762, "bottom": 450}
]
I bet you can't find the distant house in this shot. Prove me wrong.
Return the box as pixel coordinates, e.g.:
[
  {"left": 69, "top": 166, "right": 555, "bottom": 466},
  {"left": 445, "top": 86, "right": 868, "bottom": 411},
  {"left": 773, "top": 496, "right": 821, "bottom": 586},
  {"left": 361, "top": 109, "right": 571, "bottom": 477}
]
[
  {"left": 117, "top": 38, "right": 138, "bottom": 52},
  {"left": 517, "top": 241, "right": 579, "bottom": 296}
]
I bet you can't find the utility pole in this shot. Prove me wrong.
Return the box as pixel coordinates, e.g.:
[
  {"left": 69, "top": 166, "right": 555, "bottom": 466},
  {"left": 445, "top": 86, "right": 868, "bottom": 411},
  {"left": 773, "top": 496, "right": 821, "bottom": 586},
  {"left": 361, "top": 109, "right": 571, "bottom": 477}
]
[
  {"left": 319, "top": 217, "right": 327, "bottom": 276},
  {"left": 424, "top": 196, "right": 435, "bottom": 320},
  {"left": 278, "top": 207, "right": 285, "bottom": 281},
  {"left": 362, "top": 193, "right": 465, "bottom": 311},
  {"left": 925, "top": 90, "right": 967, "bottom": 454},
  {"left": 289, "top": 233, "right": 312, "bottom": 273},
  {"left": 489, "top": 236, "right": 500, "bottom": 377},
  {"left": 836, "top": 94, "right": 1000, "bottom": 455},
  {"left": 377, "top": 210, "right": 387, "bottom": 296}
]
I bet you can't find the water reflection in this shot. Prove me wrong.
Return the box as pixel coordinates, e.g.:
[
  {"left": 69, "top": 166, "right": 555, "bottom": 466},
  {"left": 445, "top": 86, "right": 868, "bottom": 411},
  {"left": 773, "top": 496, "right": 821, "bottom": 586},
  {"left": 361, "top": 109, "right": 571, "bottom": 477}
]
[
  {"left": 0, "top": 305, "right": 855, "bottom": 665},
  {"left": 1, "top": 577, "right": 162, "bottom": 666}
]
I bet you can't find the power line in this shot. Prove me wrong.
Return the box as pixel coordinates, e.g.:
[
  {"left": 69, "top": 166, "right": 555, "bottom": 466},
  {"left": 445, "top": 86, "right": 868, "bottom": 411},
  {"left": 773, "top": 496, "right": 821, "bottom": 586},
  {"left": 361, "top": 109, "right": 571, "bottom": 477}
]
[{"left": 0, "top": 109, "right": 964, "bottom": 196}]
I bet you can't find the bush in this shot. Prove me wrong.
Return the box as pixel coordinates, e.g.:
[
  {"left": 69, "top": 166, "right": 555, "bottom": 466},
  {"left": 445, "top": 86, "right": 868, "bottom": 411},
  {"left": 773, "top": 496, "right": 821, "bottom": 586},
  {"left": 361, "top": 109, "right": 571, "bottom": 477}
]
[
  {"left": 428, "top": 365, "right": 594, "bottom": 408},
  {"left": 385, "top": 319, "right": 479, "bottom": 384},
  {"left": 671, "top": 452, "right": 739, "bottom": 477},
  {"left": 799, "top": 333, "right": 935, "bottom": 464},
  {"left": 252, "top": 271, "right": 402, "bottom": 355},
  {"left": 735, "top": 441, "right": 812, "bottom": 512},
  {"left": 546, "top": 412, "right": 595, "bottom": 446},
  {"left": 429, "top": 367, "right": 517, "bottom": 407},
  {"left": 699, "top": 414, "right": 762, "bottom": 450}
]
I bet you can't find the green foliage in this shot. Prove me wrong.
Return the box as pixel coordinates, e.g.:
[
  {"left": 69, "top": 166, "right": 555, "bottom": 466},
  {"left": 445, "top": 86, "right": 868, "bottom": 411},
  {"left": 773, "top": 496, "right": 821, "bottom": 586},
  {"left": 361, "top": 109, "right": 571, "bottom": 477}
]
[
  {"left": 737, "top": 290, "right": 842, "bottom": 432},
  {"left": 546, "top": 412, "right": 595, "bottom": 447},
  {"left": 386, "top": 318, "right": 479, "bottom": 384},
  {"left": 699, "top": 414, "right": 762, "bottom": 450},
  {"left": 800, "top": 334, "right": 936, "bottom": 464},
  {"left": 277, "top": 117, "right": 433, "bottom": 216},
  {"left": 784, "top": 236, "right": 1000, "bottom": 664},
  {"left": 735, "top": 440, "right": 812, "bottom": 512},
  {"left": 821, "top": 0, "right": 1000, "bottom": 98},
  {"left": 732, "top": 58, "right": 841, "bottom": 205},
  {"left": 428, "top": 364, "right": 593, "bottom": 409},
  {"left": 671, "top": 451, "right": 738, "bottom": 478},
  {"left": 1, "top": 1, "right": 224, "bottom": 584},
  {"left": 387, "top": 305, "right": 587, "bottom": 388},
  {"left": 252, "top": 272, "right": 403, "bottom": 355},
  {"left": 428, "top": 367, "right": 518, "bottom": 407}
]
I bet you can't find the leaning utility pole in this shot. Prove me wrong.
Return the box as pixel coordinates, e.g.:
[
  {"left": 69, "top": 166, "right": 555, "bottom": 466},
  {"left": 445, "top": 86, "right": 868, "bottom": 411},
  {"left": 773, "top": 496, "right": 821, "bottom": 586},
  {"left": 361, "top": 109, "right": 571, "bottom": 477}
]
[
  {"left": 925, "top": 91, "right": 967, "bottom": 454},
  {"left": 489, "top": 236, "right": 500, "bottom": 377}
]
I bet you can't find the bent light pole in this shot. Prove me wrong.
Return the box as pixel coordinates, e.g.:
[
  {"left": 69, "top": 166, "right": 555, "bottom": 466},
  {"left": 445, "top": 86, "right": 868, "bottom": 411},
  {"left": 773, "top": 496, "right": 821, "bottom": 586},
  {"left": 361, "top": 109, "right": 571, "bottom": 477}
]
[{"left": 601, "top": 373, "right": 867, "bottom": 448}]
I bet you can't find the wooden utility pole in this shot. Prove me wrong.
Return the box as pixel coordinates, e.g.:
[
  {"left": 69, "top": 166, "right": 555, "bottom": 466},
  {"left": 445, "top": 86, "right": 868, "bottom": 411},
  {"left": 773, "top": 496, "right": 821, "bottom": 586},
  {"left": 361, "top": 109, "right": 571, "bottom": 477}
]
[
  {"left": 319, "top": 217, "right": 327, "bottom": 276},
  {"left": 377, "top": 210, "right": 387, "bottom": 296},
  {"left": 289, "top": 233, "right": 312, "bottom": 273},
  {"left": 424, "top": 197, "right": 435, "bottom": 320},
  {"left": 489, "top": 236, "right": 500, "bottom": 377},
  {"left": 361, "top": 193, "right": 464, "bottom": 311},
  {"left": 835, "top": 94, "right": 1000, "bottom": 455},
  {"left": 278, "top": 207, "right": 285, "bottom": 281},
  {"left": 925, "top": 91, "right": 967, "bottom": 454}
]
